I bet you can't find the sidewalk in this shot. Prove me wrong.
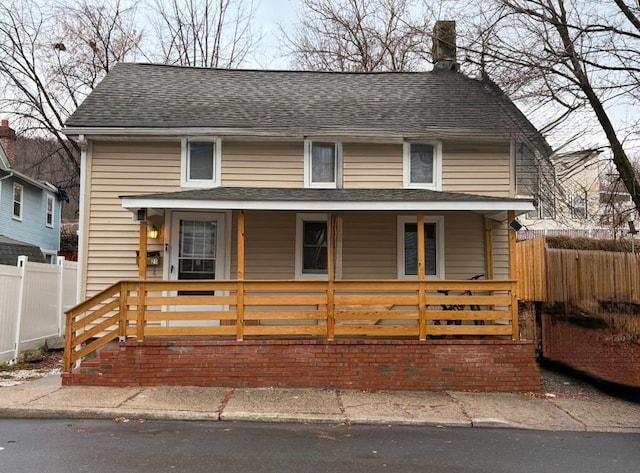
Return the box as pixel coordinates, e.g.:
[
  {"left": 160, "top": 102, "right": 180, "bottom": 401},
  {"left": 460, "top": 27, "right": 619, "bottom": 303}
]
[{"left": 1, "top": 373, "right": 638, "bottom": 432}]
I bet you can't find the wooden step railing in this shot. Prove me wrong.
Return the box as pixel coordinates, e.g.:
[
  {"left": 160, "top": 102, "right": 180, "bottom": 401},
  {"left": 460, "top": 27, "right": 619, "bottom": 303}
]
[{"left": 64, "top": 279, "right": 519, "bottom": 372}]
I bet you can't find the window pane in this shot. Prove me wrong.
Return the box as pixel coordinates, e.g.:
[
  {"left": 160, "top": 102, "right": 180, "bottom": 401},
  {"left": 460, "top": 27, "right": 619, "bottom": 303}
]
[
  {"left": 303, "top": 221, "right": 328, "bottom": 273},
  {"left": 311, "top": 143, "right": 335, "bottom": 183},
  {"left": 410, "top": 144, "right": 434, "bottom": 184},
  {"left": 189, "top": 142, "right": 214, "bottom": 180},
  {"left": 404, "top": 222, "right": 437, "bottom": 276},
  {"left": 13, "top": 186, "right": 21, "bottom": 218}
]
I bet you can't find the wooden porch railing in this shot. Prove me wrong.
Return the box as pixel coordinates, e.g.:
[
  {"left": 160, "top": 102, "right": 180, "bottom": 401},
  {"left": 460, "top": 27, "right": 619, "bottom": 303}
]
[{"left": 64, "top": 279, "right": 519, "bottom": 372}]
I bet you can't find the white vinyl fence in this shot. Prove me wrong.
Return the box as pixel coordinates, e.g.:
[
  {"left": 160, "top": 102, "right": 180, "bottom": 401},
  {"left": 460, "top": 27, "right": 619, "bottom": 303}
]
[{"left": 0, "top": 256, "right": 77, "bottom": 363}]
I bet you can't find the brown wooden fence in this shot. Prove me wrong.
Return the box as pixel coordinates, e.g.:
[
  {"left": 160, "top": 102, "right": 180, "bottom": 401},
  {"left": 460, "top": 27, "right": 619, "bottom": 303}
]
[{"left": 516, "top": 237, "right": 640, "bottom": 305}]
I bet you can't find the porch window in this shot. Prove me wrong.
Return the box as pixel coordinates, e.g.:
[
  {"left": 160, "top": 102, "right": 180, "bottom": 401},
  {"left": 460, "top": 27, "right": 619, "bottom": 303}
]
[
  {"left": 181, "top": 138, "right": 221, "bottom": 188},
  {"left": 403, "top": 142, "right": 442, "bottom": 190},
  {"left": 397, "top": 216, "right": 444, "bottom": 278},
  {"left": 304, "top": 140, "right": 339, "bottom": 188},
  {"left": 46, "top": 195, "right": 54, "bottom": 227},
  {"left": 12, "top": 183, "right": 23, "bottom": 220},
  {"left": 295, "top": 213, "right": 328, "bottom": 278}
]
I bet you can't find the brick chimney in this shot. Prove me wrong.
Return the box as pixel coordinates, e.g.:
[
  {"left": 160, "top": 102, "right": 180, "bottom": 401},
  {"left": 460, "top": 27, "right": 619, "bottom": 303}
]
[
  {"left": 432, "top": 20, "right": 459, "bottom": 71},
  {"left": 0, "top": 119, "right": 16, "bottom": 166}
]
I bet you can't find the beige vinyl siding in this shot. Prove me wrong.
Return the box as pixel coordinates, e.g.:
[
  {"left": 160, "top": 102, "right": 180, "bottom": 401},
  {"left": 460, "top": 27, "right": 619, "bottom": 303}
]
[
  {"left": 491, "top": 221, "right": 510, "bottom": 279},
  {"left": 442, "top": 142, "right": 511, "bottom": 197},
  {"left": 443, "top": 212, "right": 486, "bottom": 279},
  {"left": 239, "top": 211, "right": 296, "bottom": 279},
  {"left": 341, "top": 212, "right": 397, "bottom": 278},
  {"left": 343, "top": 144, "right": 403, "bottom": 188},
  {"left": 86, "top": 141, "right": 181, "bottom": 295},
  {"left": 222, "top": 141, "right": 304, "bottom": 187}
]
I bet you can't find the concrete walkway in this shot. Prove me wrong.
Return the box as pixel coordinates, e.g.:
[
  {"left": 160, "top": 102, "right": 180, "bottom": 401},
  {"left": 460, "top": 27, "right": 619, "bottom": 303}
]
[{"left": 1, "top": 374, "right": 638, "bottom": 432}]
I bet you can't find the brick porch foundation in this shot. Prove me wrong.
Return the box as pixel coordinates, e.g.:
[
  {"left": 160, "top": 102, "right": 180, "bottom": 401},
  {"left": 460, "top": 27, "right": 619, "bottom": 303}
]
[{"left": 62, "top": 338, "right": 541, "bottom": 392}]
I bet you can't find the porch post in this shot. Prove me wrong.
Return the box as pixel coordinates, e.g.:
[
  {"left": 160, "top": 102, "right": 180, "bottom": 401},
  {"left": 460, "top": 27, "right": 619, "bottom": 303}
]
[
  {"left": 417, "top": 213, "right": 427, "bottom": 340},
  {"left": 137, "top": 219, "right": 147, "bottom": 341},
  {"left": 484, "top": 217, "right": 494, "bottom": 279},
  {"left": 327, "top": 213, "right": 335, "bottom": 341},
  {"left": 507, "top": 210, "right": 519, "bottom": 340},
  {"left": 236, "top": 210, "right": 245, "bottom": 341},
  {"left": 139, "top": 220, "right": 147, "bottom": 280}
]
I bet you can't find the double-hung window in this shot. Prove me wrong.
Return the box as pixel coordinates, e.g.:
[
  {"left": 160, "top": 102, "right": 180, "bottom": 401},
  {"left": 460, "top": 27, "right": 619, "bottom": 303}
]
[
  {"left": 181, "top": 138, "right": 221, "bottom": 187},
  {"left": 397, "top": 216, "right": 444, "bottom": 278},
  {"left": 12, "top": 183, "right": 23, "bottom": 220},
  {"left": 46, "top": 195, "right": 54, "bottom": 227},
  {"left": 295, "top": 213, "right": 328, "bottom": 279},
  {"left": 571, "top": 191, "right": 587, "bottom": 219},
  {"left": 304, "top": 140, "right": 339, "bottom": 188},
  {"left": 403, "top": 142, "right": 442, "bottom": 190}
]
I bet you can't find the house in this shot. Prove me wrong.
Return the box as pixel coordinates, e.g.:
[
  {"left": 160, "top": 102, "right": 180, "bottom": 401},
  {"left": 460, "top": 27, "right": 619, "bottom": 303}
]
[
  {"left": 61, "top": 22, "right": 547, "bottom": 391},
  {"left": 0, "top": 120, "right": 63, "bottom": 265}
]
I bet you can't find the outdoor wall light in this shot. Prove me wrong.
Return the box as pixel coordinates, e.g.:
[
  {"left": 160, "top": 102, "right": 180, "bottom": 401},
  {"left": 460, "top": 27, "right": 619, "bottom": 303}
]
[
  {"left": 148, "top": 225, "right": 160, "bottom": 240},
  {"left": 509, "top": 219, "right": 523, "bottom": 232}
]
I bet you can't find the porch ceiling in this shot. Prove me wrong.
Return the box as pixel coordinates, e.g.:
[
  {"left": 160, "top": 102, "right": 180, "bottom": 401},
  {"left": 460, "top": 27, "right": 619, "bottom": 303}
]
[{"left": 120, "top": 187, "right": 534, "bottom": 220}]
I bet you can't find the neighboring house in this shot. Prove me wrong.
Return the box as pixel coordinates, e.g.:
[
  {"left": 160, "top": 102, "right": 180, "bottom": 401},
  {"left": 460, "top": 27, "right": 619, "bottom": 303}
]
[
  {"left": 60, "top": 22, "right": 549, "bottom": 391},
  {"left": 0, "top": 120, "right": 63, "bottom": 264}
]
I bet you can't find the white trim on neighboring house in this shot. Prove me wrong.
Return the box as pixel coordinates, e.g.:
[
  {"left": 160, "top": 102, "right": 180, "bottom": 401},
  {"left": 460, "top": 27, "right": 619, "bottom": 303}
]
[
  {"left": 396, "top": 215, "right": 445, "bottom": 279},
  {"left": 304, "top": 139, "right": 340, "bottom": 189},
  {"left": 12, "top": 183, "right": 23, "bottom": 221},
  {"left": 122, "top": 197, "right": 534, "bottom": 214},
  {"left": 180, "top": 137, "right": 222, "bottom": 188},
  {"left": 45, "top": 193, "right": 55, "bottom": 228},
  {"left": 403, "top": 141, "right": 442, "bottom": 190}
]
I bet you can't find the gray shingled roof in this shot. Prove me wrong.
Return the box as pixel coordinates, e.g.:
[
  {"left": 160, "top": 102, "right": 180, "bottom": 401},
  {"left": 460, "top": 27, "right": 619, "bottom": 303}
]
[
  {"left": 0, "top": 235, "right": 46, "bottom": 266},
  {"left": 65, "top": 63, "right": 548, "bottom": 150},
  {"left": 123, "top": 187, "right": 527, "bottom": 204}
]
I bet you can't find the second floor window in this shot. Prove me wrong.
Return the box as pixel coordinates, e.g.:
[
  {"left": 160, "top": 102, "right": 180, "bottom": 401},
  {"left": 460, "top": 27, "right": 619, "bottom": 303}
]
[
  {"left": 46, "top": 195, "right": 54, "bottom": 227},
  {"left": 181, "top": 138, "right": 221, "bottom": 188},
  {"left": 403, "top": 142, "right": 442, "bottom": 190},
  {"left": 304, "top": 140, "right": 339, "bottom": 188},
  {"left": 12, "top": 183, "right": 23, "bottom": 220},
  {"left": 571, "top": 191, "right": 587, "bottom": 219}
]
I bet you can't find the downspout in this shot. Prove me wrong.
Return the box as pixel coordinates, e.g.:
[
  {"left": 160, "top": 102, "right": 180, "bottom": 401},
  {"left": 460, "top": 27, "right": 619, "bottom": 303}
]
[{"left": 76, "top": 135, "right": 88, "bottom": 303}]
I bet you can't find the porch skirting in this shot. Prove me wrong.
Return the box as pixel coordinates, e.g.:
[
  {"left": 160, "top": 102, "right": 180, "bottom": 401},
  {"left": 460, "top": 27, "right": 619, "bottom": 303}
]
[{"left": 62, "top": 339, "right": 541, "bottom": 392}]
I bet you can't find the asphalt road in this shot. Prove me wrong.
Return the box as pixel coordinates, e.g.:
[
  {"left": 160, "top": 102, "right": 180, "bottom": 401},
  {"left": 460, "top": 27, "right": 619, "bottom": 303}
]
[{"left": 1, "top": 419, "right": 639, "bottom": 473}]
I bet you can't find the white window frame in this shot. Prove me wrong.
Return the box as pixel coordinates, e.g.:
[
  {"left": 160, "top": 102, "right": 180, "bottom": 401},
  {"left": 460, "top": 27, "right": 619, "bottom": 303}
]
[
  {"left": 295, "top": 213, "right": 331, "bottom": 279},
  {"left": 403, "top": 141, "right": 442, "bottom": 190},
  {"left": 12, "top": 183, "right": 23, "bottom": 221},
  {"left": 304, "top": 139, "right": 340, "bottom": 189},
  {"left": 45, "top": 194, "right": 55, "bottom": 228},
  {"left": 180, "top": 137, "right": 222, "bottom": 188},
  {"left": 397, "top": 215, "right": 445, "bottom": 279}
]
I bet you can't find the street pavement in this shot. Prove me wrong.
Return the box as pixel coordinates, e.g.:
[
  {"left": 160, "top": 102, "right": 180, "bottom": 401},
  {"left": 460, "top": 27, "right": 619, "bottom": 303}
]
[{"left": 0, "top": 373, "right": 638, "bottom": 432}]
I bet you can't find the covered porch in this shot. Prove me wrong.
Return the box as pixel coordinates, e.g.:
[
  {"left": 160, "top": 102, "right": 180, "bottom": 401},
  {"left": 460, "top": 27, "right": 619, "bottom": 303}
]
[{"left": 64, "top": 188, "right": 537, "bottom": 390}]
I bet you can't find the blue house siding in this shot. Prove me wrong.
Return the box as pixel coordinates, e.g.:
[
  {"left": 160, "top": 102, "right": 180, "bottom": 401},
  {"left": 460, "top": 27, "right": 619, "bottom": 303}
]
[{"left": 0, "top": 174, "right": 61, "bottom": 256}]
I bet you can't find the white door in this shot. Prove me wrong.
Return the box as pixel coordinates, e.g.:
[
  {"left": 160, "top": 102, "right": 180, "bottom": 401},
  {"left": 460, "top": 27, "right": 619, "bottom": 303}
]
[{"left": 169, "top": 212, "right": 226, "bottom": 325}]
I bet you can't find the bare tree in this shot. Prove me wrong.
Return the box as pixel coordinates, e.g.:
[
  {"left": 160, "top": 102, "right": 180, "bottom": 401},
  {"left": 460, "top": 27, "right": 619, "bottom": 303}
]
[
  {"left": 282, "top": 0, "right": 434, "bottom": 72},
  {"left": 463, "top": 0, "right": 640, "bottom": 215},
  {"left": 0, "top": 0, "right": 142, "bottom": 216},
  {"left": 149, "top": 0, "right": 260, "bottom": 67}
]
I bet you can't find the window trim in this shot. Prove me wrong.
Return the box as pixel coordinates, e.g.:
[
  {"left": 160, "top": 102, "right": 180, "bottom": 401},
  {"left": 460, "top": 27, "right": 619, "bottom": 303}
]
[
  {"left": 180, "top": 137, "right": 222, "bottom": 188},
  {"left": 304, "top": 139, "right": 340, "bottom": 189},
  {"left": 295, "top": 213, "right": 330, "bottom": 279},
  {"left": 45, "top": 194, "right": 55, "bottom": 228},
  {"left": 397, "top": 215, "right": 445, "bottom": 279},
  {"left": 12, "top": 183, "right": 23, "bottom": 221},
  {"left": 402, "top": 141, "right": 442, "bottom": 190}
]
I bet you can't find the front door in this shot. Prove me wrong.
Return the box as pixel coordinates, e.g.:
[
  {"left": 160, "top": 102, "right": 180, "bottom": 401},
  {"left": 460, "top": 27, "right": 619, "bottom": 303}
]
[{"left": 169, "top": 212, "right": 226, "bottom": 325}]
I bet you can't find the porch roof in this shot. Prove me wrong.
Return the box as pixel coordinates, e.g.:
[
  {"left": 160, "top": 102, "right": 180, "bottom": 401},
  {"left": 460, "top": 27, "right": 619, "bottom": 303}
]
[{"left": 121, "top": 187, "right": 534, "bottom": 217}]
